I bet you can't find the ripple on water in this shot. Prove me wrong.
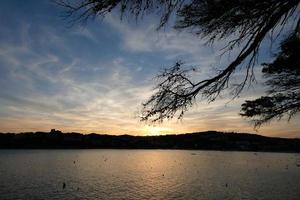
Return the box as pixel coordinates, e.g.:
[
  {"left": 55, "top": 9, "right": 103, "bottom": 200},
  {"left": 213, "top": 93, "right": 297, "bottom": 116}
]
[{"left": 0, "top": 150, "right": 299, "bottom": 200}]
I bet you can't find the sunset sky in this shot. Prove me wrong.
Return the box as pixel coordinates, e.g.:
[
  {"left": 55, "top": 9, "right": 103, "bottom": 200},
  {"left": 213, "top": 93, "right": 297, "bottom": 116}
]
[{"left": 0, "top": 0, "right": 299, "bottom": 137}]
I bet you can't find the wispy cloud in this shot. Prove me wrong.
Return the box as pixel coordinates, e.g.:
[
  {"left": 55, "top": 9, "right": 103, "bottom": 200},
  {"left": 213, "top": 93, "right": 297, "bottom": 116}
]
[
  {"left": 0, "top": 19, "right": 155, "bottom": 134},
  {"left": 0, "top": 1, "right": 299, "bottom": 137},
  {"left": 105, "top": 15, "right": 215, "bottom": 60},
  {"left": 70, "top": 27, "right": 99, "bottom": 42}
]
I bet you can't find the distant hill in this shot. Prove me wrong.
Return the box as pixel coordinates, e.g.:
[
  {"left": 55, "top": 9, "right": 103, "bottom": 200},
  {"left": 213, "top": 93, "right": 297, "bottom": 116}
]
[{"left": 0, "top": 130, "right": 299, "bottom": 152}]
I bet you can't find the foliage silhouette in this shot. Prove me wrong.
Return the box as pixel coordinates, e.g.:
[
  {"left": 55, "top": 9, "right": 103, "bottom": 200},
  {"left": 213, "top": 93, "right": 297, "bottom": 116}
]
[
  {"left": 240, "top": 32, "right": 300, "bottom": 127},
  {"left": 58, "top": 0, "right": 300, "bottom": 126}
]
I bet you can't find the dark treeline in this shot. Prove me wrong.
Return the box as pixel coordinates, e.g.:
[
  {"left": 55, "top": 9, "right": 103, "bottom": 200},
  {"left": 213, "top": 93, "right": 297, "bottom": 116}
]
[{"left": 0, "top": 130, "right": 299, "bottom": 152}]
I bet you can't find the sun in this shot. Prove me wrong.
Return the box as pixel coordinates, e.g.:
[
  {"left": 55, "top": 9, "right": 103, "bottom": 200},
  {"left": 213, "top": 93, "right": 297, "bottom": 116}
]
[{"left": 142, "top": 125, "right": 172, "bottom": 136}]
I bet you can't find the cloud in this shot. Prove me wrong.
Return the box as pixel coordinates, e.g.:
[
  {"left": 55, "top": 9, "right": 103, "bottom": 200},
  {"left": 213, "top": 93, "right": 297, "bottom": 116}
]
[
  {"left": 70, "top": 27, "right": 98, "bottom": 42},
  {"left": 0, "top": 19, "right": 156, "bottom": 134},
  {"left": 104, "top": 14, "right": 268, "bottom": 89},
  {"left": 0, "top": 2, "right": 299, "bottom": 137},
  {"left": 105, "top": 15, "right": 215, "bottom": 60}
]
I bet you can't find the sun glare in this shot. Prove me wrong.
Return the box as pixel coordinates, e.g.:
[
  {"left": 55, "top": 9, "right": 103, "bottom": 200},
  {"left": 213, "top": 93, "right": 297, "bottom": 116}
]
[{"left": 142, "top": 126, "right": 171, "bottom": 136}]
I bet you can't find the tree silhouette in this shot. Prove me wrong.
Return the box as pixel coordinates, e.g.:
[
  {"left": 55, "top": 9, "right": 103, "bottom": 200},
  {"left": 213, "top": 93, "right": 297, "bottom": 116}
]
[
  {"left": 241, "top": 32, "right": 300, "bottom": 127},
  {"left": 58, "top": 0, "right": 300, "bottom": 125}
]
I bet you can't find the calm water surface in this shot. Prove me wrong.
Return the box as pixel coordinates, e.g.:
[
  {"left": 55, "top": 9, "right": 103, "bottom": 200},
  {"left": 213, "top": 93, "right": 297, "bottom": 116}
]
[{"left": 0, "top": 150, "right": 299, "bottom": 200}]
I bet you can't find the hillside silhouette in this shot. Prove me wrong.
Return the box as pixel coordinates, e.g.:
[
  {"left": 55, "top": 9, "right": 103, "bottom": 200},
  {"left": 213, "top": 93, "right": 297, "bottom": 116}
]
[{"left": 0, "top": 130, "right": 299, "bottom": 152}]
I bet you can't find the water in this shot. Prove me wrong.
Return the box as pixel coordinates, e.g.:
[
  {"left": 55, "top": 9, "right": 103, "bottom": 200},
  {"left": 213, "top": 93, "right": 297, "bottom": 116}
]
[{"left": 0, "top": 150, "right": 299, "bottom": 200}]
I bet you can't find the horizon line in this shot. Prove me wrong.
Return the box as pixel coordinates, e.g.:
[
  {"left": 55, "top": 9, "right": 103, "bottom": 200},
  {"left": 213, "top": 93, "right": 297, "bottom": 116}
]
[{"left": 1, "top": 129, "right": 299, "bottom": 139}]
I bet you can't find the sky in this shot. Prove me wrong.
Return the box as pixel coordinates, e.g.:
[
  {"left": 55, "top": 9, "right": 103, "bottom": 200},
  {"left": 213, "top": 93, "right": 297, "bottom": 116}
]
[{"left": 0, "top": 0, "right": 299, "bottom": 137}]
